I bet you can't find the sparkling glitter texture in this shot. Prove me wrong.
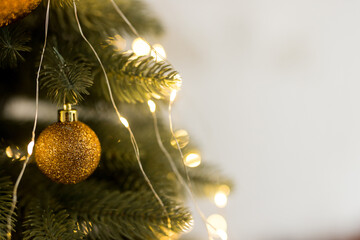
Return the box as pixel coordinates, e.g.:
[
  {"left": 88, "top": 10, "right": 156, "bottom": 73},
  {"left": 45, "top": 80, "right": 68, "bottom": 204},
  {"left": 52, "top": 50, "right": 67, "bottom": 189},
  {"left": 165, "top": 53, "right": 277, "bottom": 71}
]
[
  {"left": 34, "top": 121, "right": 101, "bottom": 184},
  {"left": 0, "top": 0, "right": 42, "bottom": 27}
]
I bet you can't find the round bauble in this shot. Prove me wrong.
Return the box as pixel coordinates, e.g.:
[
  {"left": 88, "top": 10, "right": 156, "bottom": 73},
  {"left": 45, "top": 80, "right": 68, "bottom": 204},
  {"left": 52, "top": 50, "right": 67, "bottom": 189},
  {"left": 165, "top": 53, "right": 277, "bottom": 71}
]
[
  {"left": 35, "top": 121, "right": 101, "bottom": 184},
  {"left": 0, "top": 0, "right": 42, "bottom": 27}
]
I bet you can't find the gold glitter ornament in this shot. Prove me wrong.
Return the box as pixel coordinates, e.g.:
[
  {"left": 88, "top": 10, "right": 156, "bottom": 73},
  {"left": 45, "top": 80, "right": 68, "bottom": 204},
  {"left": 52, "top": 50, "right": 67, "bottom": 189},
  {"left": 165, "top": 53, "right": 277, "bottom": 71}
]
[
  {"left": 0, "top": 0, "right": 42, "bottom": 27},
  {"left": 34, "top": 104, "right": 101, "bottom": 184}
]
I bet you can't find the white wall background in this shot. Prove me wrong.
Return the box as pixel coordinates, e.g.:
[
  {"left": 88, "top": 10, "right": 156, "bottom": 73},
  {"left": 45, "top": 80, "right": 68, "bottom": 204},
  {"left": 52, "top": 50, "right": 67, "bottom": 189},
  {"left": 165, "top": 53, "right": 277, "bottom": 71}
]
[{"left": 146, "top": 1, "right": 360, "bottom": 239}]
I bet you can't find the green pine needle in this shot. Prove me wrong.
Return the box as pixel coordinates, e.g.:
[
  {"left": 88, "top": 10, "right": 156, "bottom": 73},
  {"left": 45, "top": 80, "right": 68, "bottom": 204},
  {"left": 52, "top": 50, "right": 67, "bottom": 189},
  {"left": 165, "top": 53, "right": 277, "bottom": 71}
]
[
  {"left": 0, "top": 175, "right": 15, "bottom": 239},
  {"left": 23, "top": 200, "right": 83, "bottom": 240},
  {"left": 0, "top": 25, "right": 31, "bottom": 68},
  {"left": 98, "top": 52, "right": 181, "bottom": 103},
  {"left": 40, "top": 47, "right": 94, "bottom": 105}
]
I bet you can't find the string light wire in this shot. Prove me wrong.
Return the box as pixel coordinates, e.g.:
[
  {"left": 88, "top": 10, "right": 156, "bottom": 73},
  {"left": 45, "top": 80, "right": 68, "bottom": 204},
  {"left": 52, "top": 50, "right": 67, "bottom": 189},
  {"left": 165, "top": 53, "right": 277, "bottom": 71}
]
[
  {"left": 72, "top": 1, "right": 172, "bottom": 236},
  {"left": 169, "top": 92, "right": 224, "bottom": 238},
  {"left": 109, "top": 0, "right": 167, "bottom": 62},
  {"left": 6, "top": 0, "right": 51, "bottom": 239},
  {"left": 148, "top": 100, "right": 217, "bottom": 240},
  {"left": 108, "top": 0, "right": 220, "bottom": 236}
]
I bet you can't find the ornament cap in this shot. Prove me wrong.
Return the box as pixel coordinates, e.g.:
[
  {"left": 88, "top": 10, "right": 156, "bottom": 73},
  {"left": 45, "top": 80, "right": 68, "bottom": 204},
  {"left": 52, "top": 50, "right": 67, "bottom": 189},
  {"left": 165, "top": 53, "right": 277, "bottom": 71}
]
[{"left": 58, "top": 104, "right": 78, "bottom": 122}]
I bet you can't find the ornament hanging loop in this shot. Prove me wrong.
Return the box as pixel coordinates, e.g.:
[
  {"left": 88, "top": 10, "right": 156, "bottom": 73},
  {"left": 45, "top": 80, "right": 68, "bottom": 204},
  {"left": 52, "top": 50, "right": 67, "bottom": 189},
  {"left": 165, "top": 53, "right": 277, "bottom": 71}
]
[{"left": 58, "top": 104, "right": 78, "bottom": 122}]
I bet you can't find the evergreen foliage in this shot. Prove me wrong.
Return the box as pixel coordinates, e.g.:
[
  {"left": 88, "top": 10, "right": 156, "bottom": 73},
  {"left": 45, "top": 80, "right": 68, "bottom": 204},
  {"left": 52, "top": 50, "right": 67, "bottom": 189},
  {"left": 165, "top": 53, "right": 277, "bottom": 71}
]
[
  {"left": 0, "top": 26, "right": 31, "bottom": 68},
  {"left": 0, "top": 176, "right": 14, "bottom": 240},
  {"left": 41, "top": 47, "right": 93, "bottom": 105},
  {"left": 0, "top": 0, "right": 232, "bottom": 239},
  {"left": 100, "top": 52, "right": 181, "bottom": 103}
]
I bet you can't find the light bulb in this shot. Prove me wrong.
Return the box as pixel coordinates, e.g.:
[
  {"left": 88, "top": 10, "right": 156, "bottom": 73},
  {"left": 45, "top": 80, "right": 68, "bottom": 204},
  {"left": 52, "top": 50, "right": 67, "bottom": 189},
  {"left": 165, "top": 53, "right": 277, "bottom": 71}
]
[
  {"left": 170, "top": 129, "right": 190, "bottom": 149},
  {"left": 184, "top": 152, "right": 201, "bottom": 168},
  {"left": 207, "top": 214, "right": 227, "bottom": 236},
  {"left": 214, "top": 192, "right": 228, "bottom": 208},
  {"left": 27, "top": 141, "right": 34, "bottom": 155},
  {"left": 5, "top": 146, "right": 13, "bottom": 158},
  {"left": 120, "top": 117, "right": 129, "bottom": 128},
  {"left": 170, "top": 90, "right": 177, "bottom": 103},
  {"left": 132, "top": 38, "right": 150, "bottom": 56},
  {"left": 151, "top": 44, "right": 166, "bottom": 62},
  {"left": 147, "top": 100, "right": 156, "bottom": 113}
]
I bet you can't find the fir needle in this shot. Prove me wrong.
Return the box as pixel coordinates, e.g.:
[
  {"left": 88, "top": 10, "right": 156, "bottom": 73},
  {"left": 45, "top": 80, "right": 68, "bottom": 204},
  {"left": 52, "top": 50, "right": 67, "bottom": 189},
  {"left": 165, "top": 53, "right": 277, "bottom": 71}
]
[
  {"left": 6, "top": 0, "right": 51, "bottom": 239},
  {"left": 109, "top": 0, "right": 216, "bottom": 237},
  {"left": 72, "top": 1, "right": 172, "bottom": 237}
]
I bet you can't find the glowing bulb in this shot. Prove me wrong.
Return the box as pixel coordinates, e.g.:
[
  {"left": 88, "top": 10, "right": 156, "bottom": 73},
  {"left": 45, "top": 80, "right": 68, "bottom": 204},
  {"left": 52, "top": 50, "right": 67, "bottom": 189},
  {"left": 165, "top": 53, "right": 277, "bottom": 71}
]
[
  {"left": 147, "top": 100, "right": 156, "bottom": 113},
  {"left": 207, "top": 214, "right": 227, "bottom": 236},
  {"left": 132, "top": 38, "right": 150, "bottom": 56},
  {"left": 214, "top": 192, "right": 228, "bottom": 208},
  {"left": 184, "top": 153, "right": 201, "bottom": 168},
  {"left": 170, "top": 90, "right": 177, "bottom": 103},
  {"left": 5, "top": 146, "right": 13, "bottom": 158},
  {"left": 218, "top": 184, "right": 231, "bottom": 196},
  {"left": 151, "top": 44, "right": 166, "bottom": 62},
  {"left": 27, "top": 141, "right": 34, "bottom": 155},
  {"left": 120, "top": 117, "right": 129, "bottom": 128},
  {"left": 170, "top": 129, "right": 190, "bottom": 149},
  {"left": 14, "top": 151, "right": 21, "bottom": 159},
  {"left": 216, "top": 229, "right": 228, "bottom": 240}
]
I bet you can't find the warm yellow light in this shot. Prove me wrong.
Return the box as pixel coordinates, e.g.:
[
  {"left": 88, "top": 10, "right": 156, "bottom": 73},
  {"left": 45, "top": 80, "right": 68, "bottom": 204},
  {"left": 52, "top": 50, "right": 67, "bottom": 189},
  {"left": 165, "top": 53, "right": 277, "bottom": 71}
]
[
  {"left": 183, "top": 217, "right": 194, "bottom": 233},
  {"left": 14, "top": 151, "right": 21, "bottom": 160},
  {"left": 170, "top": 90, "right": 177, "bottom": 103},
  {"left": 170, "top": 129, "right": 190, "bottom": 149},
  {"left": 75, "top": 221, "right": 92, "bottom": 235},
  {"left": 120, "top": 117, "right": 129, "bottom": 128},
  {"left": 151, "top": 44, "right": 166, "bottom": 62},
  {"left": 174, "top": 73, "right": 182, "bottom": 89},
  {"left": 132, "top": 38, "right": 150, "bottom": 56},
  {"left": 218, "top": 184, "right": 231, "bottom": 196},
  {"left": 214, "top": 191, "right": 228, "bottom": 208},
  {"left": 216, "top": 229, "right": 228, "bottom": 240},
  {"left": 5, "top": 146, "right": 13, "bottom": 158},
  {"left": 184, "top": 153, "right": 201, "bottom": 168},
  {"left": 27, "top": 141, "right": 34, "bottom": 155},
  {"left": 107, "top": 34, "right": 126, "bottom": 51},
  {"left": 207, "top": 214, "right": 227, "bottom": 237},
  {"left": 151, "top": 93, "right": 162, "bottom": 99},
  {"left": 147, "top": 100, "right": 156, "bottom": 113}
]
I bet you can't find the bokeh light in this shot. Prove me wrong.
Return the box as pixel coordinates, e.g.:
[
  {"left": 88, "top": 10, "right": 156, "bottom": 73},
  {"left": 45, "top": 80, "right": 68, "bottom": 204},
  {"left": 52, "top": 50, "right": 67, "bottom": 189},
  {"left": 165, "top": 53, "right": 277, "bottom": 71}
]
[
  {"left": 151, "top": 44, "right": 166, "bottom": 62},
  {"left": 184, "top": 152, "right": 201, "bottom": 168},
  {"left": 207, "top": 214, "right": 227, "bottom": 236},
  {"left": 132, "top": 37, "right": 150, "bottom": 56},
  {"left": 214, "top": 191, "right": 228, "bottom": 208},
  {"left": 170, "top": 129, "right": 190, "bottom": 149}
]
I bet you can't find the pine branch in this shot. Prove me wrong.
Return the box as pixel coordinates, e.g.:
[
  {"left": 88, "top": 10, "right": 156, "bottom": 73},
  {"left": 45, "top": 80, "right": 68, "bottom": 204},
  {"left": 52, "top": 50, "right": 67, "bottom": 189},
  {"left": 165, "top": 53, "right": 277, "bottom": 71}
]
[
  {"left": 40, "top": 47, "right": 93, "bottom": 105},
  {"left": 0, "top": 175, "right": 14, "bottom": 239},
  {"left": 46, "top": 0, "right": 163, "bottom": 36},
  {"left": 23, "top": 199, "right": 84, "bottom": 240},
  {"left": 0, "top": 24, "right": 31, "bottom": 68},
  {"left": 96, "top": 52, "right": 181, "bottom": 103},
  {"left": 52, "top": 181, "right": 192, "bottom": 240}
]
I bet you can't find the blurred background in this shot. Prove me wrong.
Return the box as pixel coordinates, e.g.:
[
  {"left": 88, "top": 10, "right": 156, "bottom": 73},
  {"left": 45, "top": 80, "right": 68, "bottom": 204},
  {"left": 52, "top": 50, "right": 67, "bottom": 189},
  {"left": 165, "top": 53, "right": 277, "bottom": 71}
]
[{"left": 145, "top": 0, "right": 360, "bottom": 239}]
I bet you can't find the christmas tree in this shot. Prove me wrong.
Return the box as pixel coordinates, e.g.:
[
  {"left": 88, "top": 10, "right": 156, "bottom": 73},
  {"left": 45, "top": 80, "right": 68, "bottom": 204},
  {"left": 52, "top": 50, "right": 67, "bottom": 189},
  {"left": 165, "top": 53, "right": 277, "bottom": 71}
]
[{"left": 0, "top": 0, "right": 231, "bottom": 239}]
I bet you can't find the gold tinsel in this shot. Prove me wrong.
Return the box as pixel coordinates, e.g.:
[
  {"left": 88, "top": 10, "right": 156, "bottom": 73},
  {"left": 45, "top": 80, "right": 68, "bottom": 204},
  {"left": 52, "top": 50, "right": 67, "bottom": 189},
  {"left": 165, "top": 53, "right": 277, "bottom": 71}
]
[
  {"left": 35, "top": 121, "right": 101, "bottom": 184},
  {"left": 0, "top": 0, "right": 42, "bottom": 27}
]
